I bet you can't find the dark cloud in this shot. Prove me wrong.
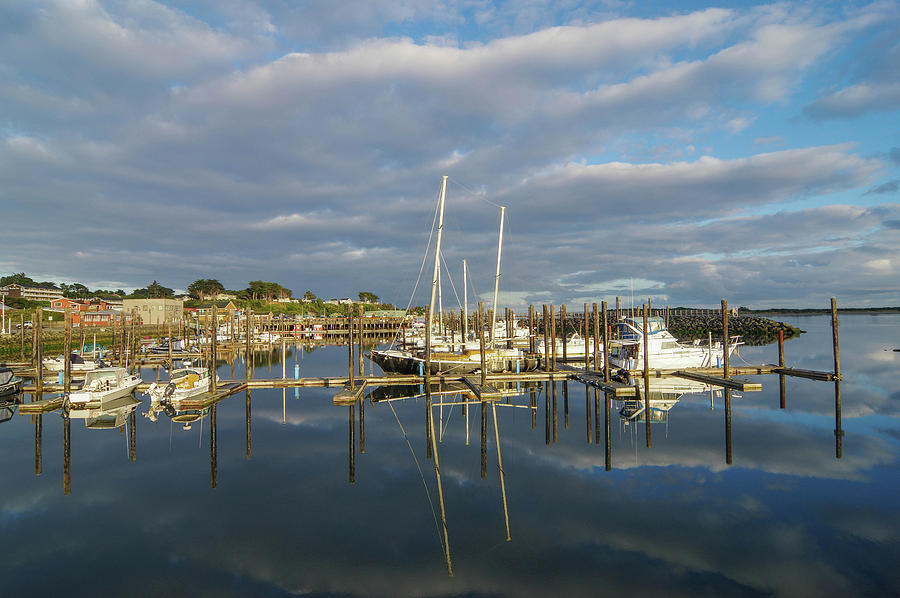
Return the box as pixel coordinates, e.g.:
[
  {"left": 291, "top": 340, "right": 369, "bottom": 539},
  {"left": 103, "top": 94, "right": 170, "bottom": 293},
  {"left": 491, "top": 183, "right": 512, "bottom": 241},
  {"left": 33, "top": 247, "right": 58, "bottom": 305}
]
[{"left": 865, "top": 179, "right": 900, "bottom": 195}]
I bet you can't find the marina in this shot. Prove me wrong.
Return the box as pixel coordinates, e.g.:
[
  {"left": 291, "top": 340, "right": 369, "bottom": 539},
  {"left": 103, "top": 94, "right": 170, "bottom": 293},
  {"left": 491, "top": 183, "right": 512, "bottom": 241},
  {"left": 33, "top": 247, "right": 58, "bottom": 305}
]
[{"left": 0, "top": 312, "right": 896, "bottom": 596}]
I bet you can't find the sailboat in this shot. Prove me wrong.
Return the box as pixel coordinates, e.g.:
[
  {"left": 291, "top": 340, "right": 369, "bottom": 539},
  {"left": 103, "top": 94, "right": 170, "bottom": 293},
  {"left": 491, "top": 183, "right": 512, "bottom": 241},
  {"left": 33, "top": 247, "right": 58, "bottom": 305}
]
[{"left": 369, "top": 176, "right": 538, "bottom": 375}]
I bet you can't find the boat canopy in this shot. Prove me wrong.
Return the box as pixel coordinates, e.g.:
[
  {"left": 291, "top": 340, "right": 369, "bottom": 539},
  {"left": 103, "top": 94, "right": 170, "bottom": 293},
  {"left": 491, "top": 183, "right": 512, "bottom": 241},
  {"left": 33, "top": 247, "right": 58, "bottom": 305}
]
[
  {"left": 83, "top": 368, "right": 126, "bottom": 386},
  {"left": 0, "top": 367, "right": 14, "bottom": 386}
]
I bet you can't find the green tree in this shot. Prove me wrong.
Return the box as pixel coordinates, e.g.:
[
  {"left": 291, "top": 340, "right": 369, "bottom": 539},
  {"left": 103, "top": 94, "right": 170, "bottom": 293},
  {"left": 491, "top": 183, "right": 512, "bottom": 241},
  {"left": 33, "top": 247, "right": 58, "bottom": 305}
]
[
  {"left": 188, "top": 279, "right": 225, "bottom": 302},
  {"left": 358, "top": 291, "right": 379, "bottom": 303},
  {"left": 0, "top": 272, "right": 36, "bottom": 287},
  {"left": 303, "top": 290, "right": 317, "bottom": 301}
]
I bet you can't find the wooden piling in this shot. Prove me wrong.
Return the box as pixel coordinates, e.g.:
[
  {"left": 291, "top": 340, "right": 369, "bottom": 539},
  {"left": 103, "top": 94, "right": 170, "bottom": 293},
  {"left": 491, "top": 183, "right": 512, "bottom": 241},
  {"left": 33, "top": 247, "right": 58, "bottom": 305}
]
[
  {"left": 347, "top": 305, "right": 354, "bottom": 388},
  {"left": 34, "top": 415, "right": 42, "bottom": 475},
  {"left": 478, "top": 302, "right": 487, "bottom": 387},
  {"left": 831, "top": 297, "right": 841, "bottom": 379},
  {"left": 245, "top": 389, "right": 252, "bottom": 459},
  {"left": 583, "top": 303, "right": 590, "bottom": 372},
  {"left": 63, "top": 413, "right": 70, "bottom": 495},
  {"left": 35, "top": 308, "right": 43, "bottom": 395},
  {"left": 542, "top": 305, "right": 550, "bottom": 372},
  {"left": 601, "top": 300, "right": 609, "bottom": 383},
  {"left": 585, "top": 385, "right": 592, "bottom": 444},
  {"left": 64, "top": 307, "right": 72, "bottom": 395},
  {"left": 550, "top": 304, "right": 557, "bottom": 371},
  {"left": 592, "top": 303, "right": 600, "bottom": 372},
  {"left": 834, "top": 380, "right": 843, "bottom": 459},
  {"left": 725, "top": 388, "right": 733, "bottom": 465},
  {"left": 643, "top": 304, "right": 651, "bottom": 448},
  {"left": 210, "top": 304, "right": 218, "bottom": 392},
  {"left": 721, "top": 299, "right": 730, "bottom": 379},
  {"left": 560, "top": 304, "right": 568, "bottom": 362},
  {"left": 245, "top": 307, "right": 252, "bottom": 380},
  {"left": 481, "top": 400, "right": 487, "bottom": 477},
  {"left": 604, "top": 391, "right": 611, "bottom": 471},
  {"left": 210, "top": 404, "right": 217, "bottom": 489},
  {"left": 128, "top": 411, "right": 136, "bottom": 463}
]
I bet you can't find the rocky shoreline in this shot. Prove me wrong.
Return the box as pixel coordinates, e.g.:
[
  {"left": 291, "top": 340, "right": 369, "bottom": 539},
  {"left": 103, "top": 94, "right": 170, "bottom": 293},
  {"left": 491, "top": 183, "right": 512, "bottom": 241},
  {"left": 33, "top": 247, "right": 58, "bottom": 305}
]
[{"left": 666, "top": 314, "right": 804, "bottom": 346}]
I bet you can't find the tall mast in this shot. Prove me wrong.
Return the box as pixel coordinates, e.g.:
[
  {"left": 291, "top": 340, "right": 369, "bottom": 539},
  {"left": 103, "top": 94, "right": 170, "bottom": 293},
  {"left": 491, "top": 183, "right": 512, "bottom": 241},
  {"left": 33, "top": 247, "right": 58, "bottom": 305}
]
[
  {"left": 428, "top": 176, "right": 448, "bottom": 340},
  {"left": 489, "top": 206, "right": 506, "bottom": 347}
]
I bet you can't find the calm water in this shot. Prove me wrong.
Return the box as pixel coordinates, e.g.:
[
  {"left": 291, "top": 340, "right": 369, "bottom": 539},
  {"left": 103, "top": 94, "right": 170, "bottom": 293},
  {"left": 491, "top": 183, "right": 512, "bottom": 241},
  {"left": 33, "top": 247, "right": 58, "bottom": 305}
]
[{"left": 1, "top": 314, "right": 898, "bottom": 597}]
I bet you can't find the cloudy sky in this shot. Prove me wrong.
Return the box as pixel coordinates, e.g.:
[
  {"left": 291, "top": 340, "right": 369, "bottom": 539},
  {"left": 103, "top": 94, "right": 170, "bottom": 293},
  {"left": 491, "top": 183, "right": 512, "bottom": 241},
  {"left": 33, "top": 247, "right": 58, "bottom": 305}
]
[{"left": 1, "top": 0, "right": 898, "bottom": 308}]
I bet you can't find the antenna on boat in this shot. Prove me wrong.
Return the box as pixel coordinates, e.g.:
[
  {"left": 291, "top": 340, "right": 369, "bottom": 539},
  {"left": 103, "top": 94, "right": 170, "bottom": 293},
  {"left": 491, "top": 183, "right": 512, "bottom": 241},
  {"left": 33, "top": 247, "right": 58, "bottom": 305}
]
[{"left": 490, "top": 206, "right": 506, "bottom": 347}]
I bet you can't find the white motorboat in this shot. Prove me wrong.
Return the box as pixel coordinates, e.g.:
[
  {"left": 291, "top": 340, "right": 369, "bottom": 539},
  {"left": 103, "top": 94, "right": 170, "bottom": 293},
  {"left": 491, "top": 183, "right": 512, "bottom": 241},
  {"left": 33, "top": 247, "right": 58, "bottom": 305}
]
[
  {"left": 609, "top": 316, "right": 740, "bottom": 370},
  {"left": 67, "top": 367, "right": 142, "bottom": 405},
  {"left": 536, "top": 332, "right": 597, "bottom": 361},
  {"left": 146, "top": 367, "right": 214, "bottom": 402},
  {"left": 43, "top": 353, "right": 103, "bottom": 372}
]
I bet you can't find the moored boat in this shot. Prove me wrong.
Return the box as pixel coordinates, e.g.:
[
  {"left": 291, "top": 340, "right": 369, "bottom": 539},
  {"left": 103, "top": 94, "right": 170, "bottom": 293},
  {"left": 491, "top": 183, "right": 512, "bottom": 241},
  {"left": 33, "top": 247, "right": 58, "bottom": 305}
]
[
  {"left": 609, "top": 316, "right": 740, "bottom": 370},
  {"left": 67, "top": 367, "right": 142, "bottom": 405}
]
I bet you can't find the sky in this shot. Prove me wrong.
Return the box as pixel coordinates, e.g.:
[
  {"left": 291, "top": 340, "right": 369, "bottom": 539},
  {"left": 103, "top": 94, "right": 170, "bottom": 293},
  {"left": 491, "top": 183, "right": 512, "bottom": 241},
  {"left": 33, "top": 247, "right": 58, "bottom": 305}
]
[{"left": 1, "top": 0, "right": 898, "bottom": 309}]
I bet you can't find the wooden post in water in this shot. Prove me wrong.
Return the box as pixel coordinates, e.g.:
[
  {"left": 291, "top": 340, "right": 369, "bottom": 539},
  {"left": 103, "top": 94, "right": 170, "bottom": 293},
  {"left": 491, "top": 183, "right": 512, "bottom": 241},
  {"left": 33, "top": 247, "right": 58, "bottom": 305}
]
[
  {"left": 778, "top": 329, "right": 786, "bottom": 409},
  {"left": 167, "top": 316, "right": 173, "bottom": 372},
  {"left": 602, "top": 301, "right": 610, "bottom": 383},
  {"left": 347, "top": 305, "right": 354, "bottom": 388},
  {"left": 585, "top": 385, "right": 592, "bottom": 444},
  {"left": 583, "top": 304, "right": 590, "bottom": 372},
  {"left": 721, "top": 299, "right": 730, "bottom": 379},
  {"left": 528, "top": 305, "right": 535, "bottom": 354},
  {"left": 542, "top": 305, "right": 549, "bottom": 372},
  {"left": 20, "top": 313, "right": 25, "bottom": 361},
  {"left": 551, "top": 378, "right": 558, "bottom": 443},
  {"left": 592, "top": 303, "right": 600, "bottom": 372},
  {"left": 478, "top": 302, "right": 487, "bottom": 387},
  {"left": 245, "top": 308, "right": 252, "bottom": 380},
  {"left": 64, "top": 307, "right": 72, "bottom": 395},
  {"left": 560, "top": 304, "right": 567, "bottom": 362},
  {"left": 210, "top": 304, "right": 218, "bottom": 392},
  {"left": 481, "top": 400, "right": 487, "bottom": 477},
  {"left": 643, "top": 304, "right": 651, "bottom": 448},
  {"left": 831, "top": 297, "right": 841, "bottom": 379},
  {"left": 615, "top": 296, "right": 620, "bottom": 322},
  {"left": 549, "top": 304, "right": 556, "bottom": 371},
  {"left": 358, "top": 305, "right": 364, "bottom": 376},
  {"left": 35, "top": 308, "right": 43, "bottom": 395},
  {"left": 544, "top": 382, "right": 550, "bottom": 445}
]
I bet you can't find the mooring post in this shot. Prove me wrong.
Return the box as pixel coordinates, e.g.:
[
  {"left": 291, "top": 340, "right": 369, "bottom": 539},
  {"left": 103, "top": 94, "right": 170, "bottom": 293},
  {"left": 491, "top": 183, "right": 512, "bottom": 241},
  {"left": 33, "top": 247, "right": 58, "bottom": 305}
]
[
  {"left": 35, "top": 308, "right": 43, "bottom": 395},
  {"left": 615, "top": 296, "right": 620, "bottom": 322},
  {"left": 544, "top": 382, "right": 550, "bottom": 445},
  {"left": 721, "top": 298, "right": 730, "bottom": 379},
  {"left": 643, "top": 304, "right": 651, "bottom": 448},
  {"left": 552, "top": 379, "right": 558, "bottom": 443},
  {"left": 358, "top": 305, "right": 364, "bottom": 376},
  {"left": 560, "top": 304, "right": 567, "bottom": 362},
  {"left": 478, "top": 302, "right": 487, "bottom": 387},
  {"left": 831, "top": 297, "right": 841, "bottom": 379},
  {"left": 167, "top": 316, "right": 173, "bottom": 372},
  {"left": 604, "top": 391, "right": 612, "bottom": 471},
  {"left": 585, "top": 385, "right": 592, "bottom": 444},
  {"left": 245, "top": 307, "right": 252, "bottom": 380},
  {"left": 778, "top": 328, "right": 786, "bottom": 409},
  {"left": 20, "top": 313, "right": 25, "bottom": 361},
  {"left": 542, "top": 304, "right": 550, "bottom": 372},
  {"left": 549, "top": 303, "right": 556, "bottom": 371},
  {"left": 210, "top": 304, "right": 218, "bottom": 392},
  {"left": 602, "top": 300, "right": 609, "bottom": 383},
  {"left": 583, "top": 303, "right": 590, "bottom": 372},
  {"left": 129, "top": 411, "right": 136, "bottom": 463},
  {"left": 347, "top": 305, "right": 354, "bottom": 388},
  {"left": 528, "top": 305, "right": 535, "bottom": 354},
  {"left": 592, "top": 303, "right": 600, "bottom": 372},
  {"left": 481, "top": 400, "right": 487, "bottom": 477},
  {"left": 34, "top": 415, "right": 42, "bottom": 475},
  {"left": 63, "top": 307, "right": 71, "bottom": 395}
]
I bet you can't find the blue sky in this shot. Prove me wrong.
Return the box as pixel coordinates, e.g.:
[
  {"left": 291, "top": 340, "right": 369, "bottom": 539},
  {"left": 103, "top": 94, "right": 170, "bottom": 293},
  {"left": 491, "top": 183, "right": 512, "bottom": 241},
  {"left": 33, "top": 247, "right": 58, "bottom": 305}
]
[{"left": 1, "top": 0, "right": 898, "bottom": 308}]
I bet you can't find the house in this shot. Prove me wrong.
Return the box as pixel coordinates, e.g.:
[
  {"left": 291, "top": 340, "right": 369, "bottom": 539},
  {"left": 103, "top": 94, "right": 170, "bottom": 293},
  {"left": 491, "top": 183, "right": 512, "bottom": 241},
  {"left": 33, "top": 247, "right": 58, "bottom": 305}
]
[
  {"left": 122, "top": 298, "right": 183, "bottom": 325},
  {"left": 50, "top": 297, "right": 91, "bottom": 311},
  {"left": 0, "top": 284, "right": 64, "bottom": 302}
]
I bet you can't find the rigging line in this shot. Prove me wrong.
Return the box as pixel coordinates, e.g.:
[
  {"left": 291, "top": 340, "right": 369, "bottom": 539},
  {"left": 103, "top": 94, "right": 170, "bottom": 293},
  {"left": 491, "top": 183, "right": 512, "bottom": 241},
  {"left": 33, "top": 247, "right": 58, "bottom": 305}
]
[
  {"left": 439, "top": 251, "right": 463, "bottom": 311},
  {"left": 389, "top": 184, "right": 442, "bottom": 350},
  {"left": 449, "top": 177, "right": 505, "bottom": 209},
  {"left": 388, "top": 400, "right": 445, "bottom": 554},
  {"left": 439, "top": 403, "right": 455, "bottom": 443}
]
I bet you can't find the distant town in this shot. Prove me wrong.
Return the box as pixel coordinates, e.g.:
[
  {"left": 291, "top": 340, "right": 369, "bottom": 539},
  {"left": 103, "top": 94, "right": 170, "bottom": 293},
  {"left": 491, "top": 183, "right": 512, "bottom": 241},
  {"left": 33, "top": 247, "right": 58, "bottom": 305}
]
[{"left": 0, "top": 272, "right": 405, "bottom": 328}]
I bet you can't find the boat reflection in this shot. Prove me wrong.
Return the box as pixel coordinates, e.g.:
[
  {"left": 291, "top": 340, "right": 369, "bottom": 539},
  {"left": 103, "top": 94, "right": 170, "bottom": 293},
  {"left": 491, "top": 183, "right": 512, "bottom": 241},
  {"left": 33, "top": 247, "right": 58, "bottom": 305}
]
[{"left": 67, "top": 395, "right": 141, "bottom": 430}]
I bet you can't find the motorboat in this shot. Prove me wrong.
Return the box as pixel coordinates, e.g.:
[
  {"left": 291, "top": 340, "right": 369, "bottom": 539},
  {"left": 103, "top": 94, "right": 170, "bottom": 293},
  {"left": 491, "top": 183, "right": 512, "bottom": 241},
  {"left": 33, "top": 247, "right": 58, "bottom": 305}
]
[
  {"left": 608, "top": 316, "right": 740, "bottom": 370},
  {"left": 42, "top": 353, "right": 103, "bottom": 372},
  {"left": 536, "top": 332, "right": 596, "bottom": 361},
  {"left": 0, "top": 367, "right": 23, "bottom": 397},
  {"left": 146, "top": 367, "right": 215, "bottom": 402},
  {"left": 67, "top": 367, "right": 142, "bottom": 405}
]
